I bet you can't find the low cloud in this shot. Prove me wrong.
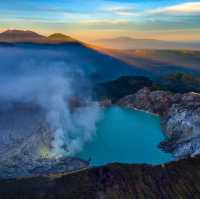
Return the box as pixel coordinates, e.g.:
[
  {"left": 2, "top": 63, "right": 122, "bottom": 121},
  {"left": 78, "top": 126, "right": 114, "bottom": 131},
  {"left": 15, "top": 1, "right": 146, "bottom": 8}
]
[
  {"left": 105, "top": 5, "right": 138, "bottom": 16},
  {"left": 149, "top": 2, "right": 200, "bottom": 15}
]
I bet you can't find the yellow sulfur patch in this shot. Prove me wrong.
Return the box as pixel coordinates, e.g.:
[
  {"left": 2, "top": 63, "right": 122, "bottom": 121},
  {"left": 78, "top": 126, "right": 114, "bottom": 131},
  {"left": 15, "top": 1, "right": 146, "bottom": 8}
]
[{"left": 39, "top": 147, "right": 50, "bottom": 158}]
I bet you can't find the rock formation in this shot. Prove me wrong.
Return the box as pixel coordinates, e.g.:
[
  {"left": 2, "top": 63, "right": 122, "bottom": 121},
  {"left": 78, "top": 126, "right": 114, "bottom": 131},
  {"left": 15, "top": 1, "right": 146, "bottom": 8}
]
[
  {"left": 160, "top": 92, "right": 200, "bottom": 158},
  {"left": 118, "top": 87, "right": 180, "bottom": 116}
]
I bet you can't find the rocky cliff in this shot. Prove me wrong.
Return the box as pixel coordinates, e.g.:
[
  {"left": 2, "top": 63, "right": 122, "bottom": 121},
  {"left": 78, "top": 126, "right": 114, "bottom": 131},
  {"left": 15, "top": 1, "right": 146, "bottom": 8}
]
[
  {"left": 118, "top": 88, "right": 200, "bottom": 159},
  {"left": 160, "top": 92, "right": 200, "bottom": 158},
  {"left": 118, "top": 87, "right": 180, "bottom": 116}
]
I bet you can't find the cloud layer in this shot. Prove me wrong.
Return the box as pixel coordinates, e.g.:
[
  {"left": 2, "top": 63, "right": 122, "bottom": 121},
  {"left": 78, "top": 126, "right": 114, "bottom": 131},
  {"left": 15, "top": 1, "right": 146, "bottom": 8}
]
[
  {"left": 150, "top": 2, "right": 200, "bottom": 15},
  {"left": 0, "top": 1, "right": 200, "bottom": 41}
]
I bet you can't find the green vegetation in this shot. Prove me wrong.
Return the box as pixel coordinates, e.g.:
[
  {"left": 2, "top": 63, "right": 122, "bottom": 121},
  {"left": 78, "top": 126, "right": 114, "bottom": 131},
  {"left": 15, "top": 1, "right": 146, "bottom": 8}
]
[
  {"left": 94, "top": 73, "right": 200, "bottom": 103},
  {"left": 94, "top": 76, "right": 153, "bottom": 102},
  {"left": 167, "top": 72, "right": 200, "bottom": 83},
  {"left": 163, "top": 72, "right": 200, "bottom": 93}
]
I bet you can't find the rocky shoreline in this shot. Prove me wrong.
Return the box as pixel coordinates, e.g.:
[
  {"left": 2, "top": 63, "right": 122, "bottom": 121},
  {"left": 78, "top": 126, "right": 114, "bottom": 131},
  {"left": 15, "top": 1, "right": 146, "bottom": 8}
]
[
  {"left": 96, "top": 73, "right": 200, "bottom": 159},
  {"left": 98, "top": 84, "right": 198, "bottom": 160}
]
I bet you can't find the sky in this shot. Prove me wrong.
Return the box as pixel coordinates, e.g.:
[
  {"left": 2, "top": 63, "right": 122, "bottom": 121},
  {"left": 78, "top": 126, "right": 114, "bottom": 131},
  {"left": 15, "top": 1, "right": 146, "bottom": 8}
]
[{"left": 0, "top": 0, "right": 200, "bottom": 42}]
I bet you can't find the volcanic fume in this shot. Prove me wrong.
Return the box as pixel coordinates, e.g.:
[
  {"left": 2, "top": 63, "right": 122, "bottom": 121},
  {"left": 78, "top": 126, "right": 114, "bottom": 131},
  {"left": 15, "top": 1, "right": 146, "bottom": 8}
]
[{"left": 0, "top": 45, "right": 101, "bottom": 173}]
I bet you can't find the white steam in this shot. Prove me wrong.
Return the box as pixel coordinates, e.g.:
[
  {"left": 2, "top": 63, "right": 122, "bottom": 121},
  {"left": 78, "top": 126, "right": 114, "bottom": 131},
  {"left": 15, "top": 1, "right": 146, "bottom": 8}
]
[{"left": 0, "top": 46, "right": 102, "bottom": 158}]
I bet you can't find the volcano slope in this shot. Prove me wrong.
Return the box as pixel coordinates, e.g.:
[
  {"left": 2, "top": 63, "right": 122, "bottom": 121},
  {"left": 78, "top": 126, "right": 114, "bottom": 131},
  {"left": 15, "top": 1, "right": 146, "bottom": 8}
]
[
  {"left": 91, "top": 47, "right": 200, "bottom": 77},
  {"left": 1, "top": 156, "right": 200, "bottom": 199}
]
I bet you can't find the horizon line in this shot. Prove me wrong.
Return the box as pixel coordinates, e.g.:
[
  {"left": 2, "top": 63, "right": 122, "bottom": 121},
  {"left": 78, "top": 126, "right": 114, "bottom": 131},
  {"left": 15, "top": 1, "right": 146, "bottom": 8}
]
[{"left": 1, "top": 28, "right": 200, "bottom": 43}]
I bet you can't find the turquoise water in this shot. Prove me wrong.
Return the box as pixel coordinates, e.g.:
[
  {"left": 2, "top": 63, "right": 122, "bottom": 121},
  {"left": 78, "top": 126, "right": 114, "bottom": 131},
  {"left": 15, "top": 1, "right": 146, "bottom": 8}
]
[{"left": 78, "top": 106, "right": 173, "bottom": 166}]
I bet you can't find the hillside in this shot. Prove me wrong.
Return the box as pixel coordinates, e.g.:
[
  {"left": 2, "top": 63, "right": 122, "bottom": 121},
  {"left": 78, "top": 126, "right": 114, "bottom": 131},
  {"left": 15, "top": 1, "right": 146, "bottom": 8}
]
[
  {"left": 91, "top": 46, "right": 200, "bottom": 75},
  {"left": 93, "top": 73, "right": 200, "bottom": 102},
  {"left": 94, "top": 37, "right": 200, "bottom": 50},
  {"left": 48, "top": 33, "right": 78, "bottom": 43},
  {"left": 123, "top": 49, "right": 200, "bottom": 70},
  {"left": 1, "top": 156, "right": 200, "bottom": 198},
  {"left": 0, "top": 31, "right": 199, "bottom": 79},
  {"left": 0, "top": 30, "right": 199, "bottom": 77}
]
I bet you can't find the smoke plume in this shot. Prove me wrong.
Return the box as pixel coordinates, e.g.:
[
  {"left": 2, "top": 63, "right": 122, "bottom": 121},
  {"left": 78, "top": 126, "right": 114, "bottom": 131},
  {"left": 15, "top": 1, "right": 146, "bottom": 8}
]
[{"left": 0, "top": 45, "right": 102, "bottom": 158}]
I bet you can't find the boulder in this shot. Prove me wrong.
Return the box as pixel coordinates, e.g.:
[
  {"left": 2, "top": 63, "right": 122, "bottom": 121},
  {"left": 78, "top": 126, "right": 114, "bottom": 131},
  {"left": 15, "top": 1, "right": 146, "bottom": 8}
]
[
  {"left": 160, "top": 92, "right": 200, "bottom": 158},
  {"left": 118, "top": 87, "right": 181, "bottom": 116}
]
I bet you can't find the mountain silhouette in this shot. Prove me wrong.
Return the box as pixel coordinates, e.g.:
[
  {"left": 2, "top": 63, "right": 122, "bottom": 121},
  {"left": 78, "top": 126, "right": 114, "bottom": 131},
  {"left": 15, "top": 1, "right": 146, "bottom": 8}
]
[{"left": 0, "top": 30, "right": 79, "bottom": 44}]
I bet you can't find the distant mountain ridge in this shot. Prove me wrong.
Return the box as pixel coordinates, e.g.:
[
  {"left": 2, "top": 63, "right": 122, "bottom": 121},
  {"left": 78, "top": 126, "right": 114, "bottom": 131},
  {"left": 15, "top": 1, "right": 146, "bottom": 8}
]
[
  {"left": 2, "top": 30, "right": 200, "bottom": 50},
  {"left": 95, "top": 37, "right": 200, "bottom": 50},
  {"left": 47, "top": 33, "right": 77, "bottom": 43},
  {"left": 0, "top": 30, "right": 199, "bottom": 78},
  {"left": 0, "top": 30, "right": 79, "bottom": 44}
]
